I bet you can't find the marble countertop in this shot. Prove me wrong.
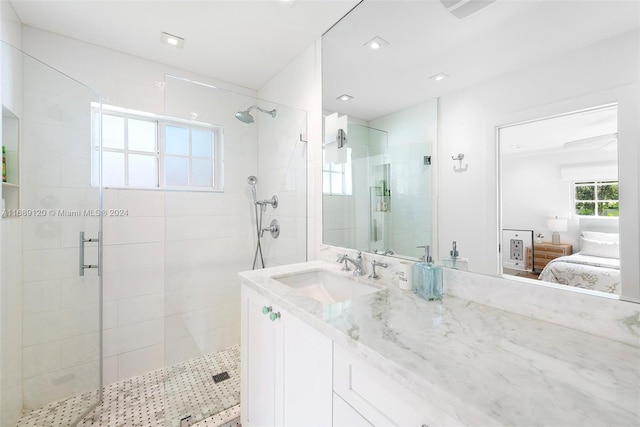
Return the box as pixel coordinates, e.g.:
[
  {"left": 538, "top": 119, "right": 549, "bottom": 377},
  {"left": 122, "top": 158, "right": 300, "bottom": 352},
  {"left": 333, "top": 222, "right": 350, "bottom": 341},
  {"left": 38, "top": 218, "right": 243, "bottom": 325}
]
[{"left": 239, "top": 260, "right": 640, "bottom": 426}]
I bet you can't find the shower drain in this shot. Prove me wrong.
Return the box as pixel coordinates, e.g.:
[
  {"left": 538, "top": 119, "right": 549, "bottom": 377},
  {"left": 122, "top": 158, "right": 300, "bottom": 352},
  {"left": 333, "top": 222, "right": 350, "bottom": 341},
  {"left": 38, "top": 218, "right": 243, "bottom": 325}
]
[{"left": 213, "top": 371, "right": 230, "bottom": 383}]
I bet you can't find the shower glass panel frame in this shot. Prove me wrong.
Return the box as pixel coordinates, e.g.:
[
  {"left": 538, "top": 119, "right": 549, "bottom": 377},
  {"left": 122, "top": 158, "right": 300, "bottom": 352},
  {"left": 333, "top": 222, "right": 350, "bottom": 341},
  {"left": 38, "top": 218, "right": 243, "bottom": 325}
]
[
  {"left": 0, "top": 41, "right": 103, "bottom": 427},
  {"left": 162, "top": 75, "right": 308, "bottom": 426},
  {"left": 323, "top": 123, "right": 390, "bottom": 254}
]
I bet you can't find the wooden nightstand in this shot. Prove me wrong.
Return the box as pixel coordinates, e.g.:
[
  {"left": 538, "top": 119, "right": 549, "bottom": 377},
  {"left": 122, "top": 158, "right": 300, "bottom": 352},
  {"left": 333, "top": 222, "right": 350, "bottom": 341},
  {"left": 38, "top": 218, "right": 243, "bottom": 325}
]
[{"left": 530, "top": 242, "right": 572, "bottom": 272}]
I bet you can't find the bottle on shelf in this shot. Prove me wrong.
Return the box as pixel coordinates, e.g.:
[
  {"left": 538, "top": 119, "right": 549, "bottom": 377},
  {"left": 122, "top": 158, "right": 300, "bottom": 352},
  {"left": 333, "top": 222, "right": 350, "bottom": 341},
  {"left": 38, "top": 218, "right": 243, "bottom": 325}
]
[{"left": 2, "top": 145, "right": 6, "bottom": 183}]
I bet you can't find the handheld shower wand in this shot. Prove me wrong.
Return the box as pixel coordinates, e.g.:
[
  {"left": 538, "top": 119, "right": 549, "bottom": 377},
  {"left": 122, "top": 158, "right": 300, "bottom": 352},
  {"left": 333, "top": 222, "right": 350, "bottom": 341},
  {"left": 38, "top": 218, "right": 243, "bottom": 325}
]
[
  {"left": 247, "top": 176, "right": 279, "bottom": 269},
  {"left": 247, "top": 176, "right": 265, "bottom": 269}
]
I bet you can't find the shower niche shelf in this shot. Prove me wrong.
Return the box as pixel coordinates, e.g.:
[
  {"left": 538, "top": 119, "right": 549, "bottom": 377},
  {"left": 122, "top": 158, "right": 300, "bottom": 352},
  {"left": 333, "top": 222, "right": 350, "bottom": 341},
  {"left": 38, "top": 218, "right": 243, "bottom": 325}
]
[{"left": 2, "top": 105, "right": 20, "bottom": 215}]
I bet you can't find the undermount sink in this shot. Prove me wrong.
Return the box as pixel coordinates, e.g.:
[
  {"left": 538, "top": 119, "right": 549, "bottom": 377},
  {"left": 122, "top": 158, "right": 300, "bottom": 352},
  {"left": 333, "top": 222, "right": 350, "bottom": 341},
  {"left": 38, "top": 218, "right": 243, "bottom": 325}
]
[{"left": 273, "top": 270, "right": 381, "bottom": 304}]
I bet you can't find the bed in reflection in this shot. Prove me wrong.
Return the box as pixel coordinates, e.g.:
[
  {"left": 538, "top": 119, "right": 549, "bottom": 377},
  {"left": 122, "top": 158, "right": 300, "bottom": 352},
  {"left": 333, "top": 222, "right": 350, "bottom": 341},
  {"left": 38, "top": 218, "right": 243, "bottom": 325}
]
[{"left": 538, "top": 231, "right": 621, "bottom": 294}]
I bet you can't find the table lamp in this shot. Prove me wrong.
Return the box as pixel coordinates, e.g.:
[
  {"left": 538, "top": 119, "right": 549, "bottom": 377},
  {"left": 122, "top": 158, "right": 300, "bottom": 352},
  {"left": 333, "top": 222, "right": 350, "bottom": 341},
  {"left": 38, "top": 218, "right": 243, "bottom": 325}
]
[{"left": 547, "top": 216, "right": 568, "bottom": 245}]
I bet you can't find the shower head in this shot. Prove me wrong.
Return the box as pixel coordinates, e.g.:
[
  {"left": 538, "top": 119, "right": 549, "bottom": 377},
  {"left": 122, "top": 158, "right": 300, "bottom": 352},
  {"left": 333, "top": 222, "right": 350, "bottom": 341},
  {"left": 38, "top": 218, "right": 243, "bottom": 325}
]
[
  {"left": 236, "top": 111, "right": 254, "bottom": 124},
  {"left": 235, "top": 105, "right": 277, "bottom": 124}
]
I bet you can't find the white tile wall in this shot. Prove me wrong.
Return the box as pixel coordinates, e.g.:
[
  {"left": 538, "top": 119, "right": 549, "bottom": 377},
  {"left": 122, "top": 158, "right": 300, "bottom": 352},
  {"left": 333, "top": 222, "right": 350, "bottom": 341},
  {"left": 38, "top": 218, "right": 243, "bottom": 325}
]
[
  {"left": 116, "top": 343, "right": 164, "bottom": 381},
  {"left": 18, "top": 44, "right": 102, "bottom": 408},
  {"left": 1, "top": 5, "right": 24, "bottom": 423}
]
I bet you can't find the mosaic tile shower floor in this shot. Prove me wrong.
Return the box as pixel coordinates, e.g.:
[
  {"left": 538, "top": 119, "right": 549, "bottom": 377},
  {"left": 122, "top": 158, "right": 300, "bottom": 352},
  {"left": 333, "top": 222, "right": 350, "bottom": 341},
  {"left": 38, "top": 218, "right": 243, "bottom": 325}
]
[{"left": 16, "top": 346, "right": 241, "bottom": 427}]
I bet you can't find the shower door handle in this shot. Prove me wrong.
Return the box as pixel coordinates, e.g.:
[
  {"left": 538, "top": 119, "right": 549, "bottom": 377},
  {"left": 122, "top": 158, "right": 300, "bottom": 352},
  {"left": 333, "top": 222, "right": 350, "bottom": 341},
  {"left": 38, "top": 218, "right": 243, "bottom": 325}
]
[{"left": 79, "top": 231, "right": 101, "bottom": 276}]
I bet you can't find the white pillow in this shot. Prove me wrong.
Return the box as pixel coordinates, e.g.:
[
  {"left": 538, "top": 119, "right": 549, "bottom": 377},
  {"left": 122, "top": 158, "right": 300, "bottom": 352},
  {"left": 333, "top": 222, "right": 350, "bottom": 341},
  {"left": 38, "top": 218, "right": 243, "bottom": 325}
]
[
  {"left": 580, "top": 238, "right": 620, "bottom": 259},
  {"left": 581, "top": 231, "right": 619, "bottom": 243}
]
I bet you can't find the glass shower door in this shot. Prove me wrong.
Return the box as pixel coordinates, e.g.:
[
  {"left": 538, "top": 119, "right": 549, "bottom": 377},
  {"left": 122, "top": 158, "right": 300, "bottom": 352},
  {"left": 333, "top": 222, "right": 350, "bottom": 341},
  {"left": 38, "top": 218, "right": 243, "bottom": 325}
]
[
  {"left": 1, "top": 42, "right": 103, "bottom": 426},
  {"left": 161, "top": 75, "right": 308, "bottom": 426}
]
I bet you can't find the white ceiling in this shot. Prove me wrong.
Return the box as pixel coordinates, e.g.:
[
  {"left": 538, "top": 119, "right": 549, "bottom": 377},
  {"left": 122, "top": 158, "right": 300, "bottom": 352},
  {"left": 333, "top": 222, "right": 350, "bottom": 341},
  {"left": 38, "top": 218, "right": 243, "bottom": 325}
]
[
  {"left": 500, "top": 105, "right": 618, "bottom": 155},
  {"left": 322, "top": 0, "right": 640, "bottom": 121},
  {"left": 8, "top": 0, "right": 360, "bottom": 90},
  {"left": 8, "top": 0, "right": 639, "bottom": 118}
]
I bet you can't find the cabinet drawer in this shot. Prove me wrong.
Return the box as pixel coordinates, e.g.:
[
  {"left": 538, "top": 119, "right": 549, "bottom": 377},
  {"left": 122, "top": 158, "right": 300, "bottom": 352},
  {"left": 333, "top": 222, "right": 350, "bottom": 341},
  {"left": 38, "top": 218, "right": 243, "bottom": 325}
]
[
  {"left": 536, "top": 248, "right": 566, "bottom": 256},
  {"left": 333, "top": 345, "right": 460, "bottom": 427},
  {"left": 535, "top": 251, "right": 561, "bottom": 260}
]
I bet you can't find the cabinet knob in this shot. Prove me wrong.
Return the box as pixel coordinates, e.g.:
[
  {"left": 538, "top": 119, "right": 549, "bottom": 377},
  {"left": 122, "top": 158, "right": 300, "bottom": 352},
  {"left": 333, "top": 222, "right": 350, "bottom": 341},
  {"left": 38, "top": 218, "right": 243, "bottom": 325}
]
[
  {"left": 262, "top": 306, "right": 272, "bottom": 315},
  {"left": 269, "top": 312, "right": 281, "bottom": 321}
]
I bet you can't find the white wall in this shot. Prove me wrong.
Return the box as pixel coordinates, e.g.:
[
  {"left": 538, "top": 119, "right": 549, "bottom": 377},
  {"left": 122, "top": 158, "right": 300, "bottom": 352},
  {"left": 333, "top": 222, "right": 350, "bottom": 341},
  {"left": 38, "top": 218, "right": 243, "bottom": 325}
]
[
  {"left": 257, "top": 41, "right": 323, "bottom": 261},
  {"left": 322, "top": 195, "right": 355, "bottom": 248},
  {"left": 438, "top": 30, "right": 640, "bottom": 299},
  {"left": 0, "top": 0, "right": 23, "bottom": 423}
]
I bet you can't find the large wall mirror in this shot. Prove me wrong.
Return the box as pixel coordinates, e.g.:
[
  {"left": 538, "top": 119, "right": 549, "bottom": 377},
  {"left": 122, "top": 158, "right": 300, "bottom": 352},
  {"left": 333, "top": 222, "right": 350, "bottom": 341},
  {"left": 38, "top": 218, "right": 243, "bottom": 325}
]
[{"left": 322, "top": 0, "right": 640, "bottom": 302}]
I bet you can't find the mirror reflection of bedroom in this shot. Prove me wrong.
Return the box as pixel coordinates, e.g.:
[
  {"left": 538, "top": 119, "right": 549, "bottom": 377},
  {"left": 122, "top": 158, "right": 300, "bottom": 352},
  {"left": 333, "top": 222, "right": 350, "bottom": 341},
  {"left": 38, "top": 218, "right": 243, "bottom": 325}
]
[{"left": 500, "top": 104, "right": 620, "bottom": 294}]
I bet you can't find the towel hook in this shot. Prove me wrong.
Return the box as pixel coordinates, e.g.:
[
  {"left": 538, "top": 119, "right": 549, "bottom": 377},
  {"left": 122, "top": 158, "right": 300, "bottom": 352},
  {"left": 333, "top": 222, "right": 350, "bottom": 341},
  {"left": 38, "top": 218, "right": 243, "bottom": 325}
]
[{"left": 452, "top": 153, "right": 467, "bottom": 171}]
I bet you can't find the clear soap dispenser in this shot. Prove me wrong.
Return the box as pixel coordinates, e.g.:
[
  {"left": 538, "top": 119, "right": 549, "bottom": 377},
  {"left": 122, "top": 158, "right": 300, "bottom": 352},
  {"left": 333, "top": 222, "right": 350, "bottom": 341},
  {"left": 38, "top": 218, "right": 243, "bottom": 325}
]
[{"left": 413, "top": 245, "right": 443, "bottom": 301}]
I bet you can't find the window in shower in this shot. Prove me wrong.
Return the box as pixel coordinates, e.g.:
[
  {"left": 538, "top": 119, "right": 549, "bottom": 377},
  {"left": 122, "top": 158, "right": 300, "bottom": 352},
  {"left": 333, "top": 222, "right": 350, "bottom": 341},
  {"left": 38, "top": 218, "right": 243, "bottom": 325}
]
[
  {"left": 322, "top": 148, "right": 352, "bottom": 195},
  {"left": 94, "top": 105, "right": 223, "bottom": 191}
]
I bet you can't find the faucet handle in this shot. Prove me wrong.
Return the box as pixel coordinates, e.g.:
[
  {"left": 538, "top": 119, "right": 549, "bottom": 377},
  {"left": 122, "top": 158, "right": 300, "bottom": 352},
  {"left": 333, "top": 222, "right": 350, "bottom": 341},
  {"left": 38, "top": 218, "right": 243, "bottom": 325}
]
[
  {"left": 371, "top": 259, "right": 388, "bottom": 267},
  {"left": 336, "top": 254, "right": 351, "bottom": 271},
  {"left": 368, "top": 259, "right": 388, "bottom": 279}
]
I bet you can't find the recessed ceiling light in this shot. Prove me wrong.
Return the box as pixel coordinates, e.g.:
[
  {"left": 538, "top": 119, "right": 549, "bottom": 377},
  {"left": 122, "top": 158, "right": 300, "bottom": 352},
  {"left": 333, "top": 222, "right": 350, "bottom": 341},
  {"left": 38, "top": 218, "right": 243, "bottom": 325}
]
[
  {"left": 364, "top": 36, "right": 389, "bottom": 50},
  {"left": 429, "top": 72, "right": 449, "bottom": 81},
  {"left": 161, "top": 32, "right": 185, "bottom": 48},
  {"left": 337, "top": 94, "right": 353, "bottom": 102}
]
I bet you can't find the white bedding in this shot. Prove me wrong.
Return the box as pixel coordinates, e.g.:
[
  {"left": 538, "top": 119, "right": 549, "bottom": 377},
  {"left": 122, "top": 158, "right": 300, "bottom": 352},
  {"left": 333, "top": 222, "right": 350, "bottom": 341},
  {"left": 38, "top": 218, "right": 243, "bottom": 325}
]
[{"left": 538, "top": 253, "right": 621, "bottom": 294}]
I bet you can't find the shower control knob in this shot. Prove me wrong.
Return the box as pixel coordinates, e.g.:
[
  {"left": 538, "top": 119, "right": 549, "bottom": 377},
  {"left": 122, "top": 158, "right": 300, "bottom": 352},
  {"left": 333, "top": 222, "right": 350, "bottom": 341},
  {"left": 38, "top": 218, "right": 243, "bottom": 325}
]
[
  {"left": 262, "top": 306, "right": 272, "bottom": 315},
  {"left": 269, "top": 312, "right": 281, "bottom": 322}
]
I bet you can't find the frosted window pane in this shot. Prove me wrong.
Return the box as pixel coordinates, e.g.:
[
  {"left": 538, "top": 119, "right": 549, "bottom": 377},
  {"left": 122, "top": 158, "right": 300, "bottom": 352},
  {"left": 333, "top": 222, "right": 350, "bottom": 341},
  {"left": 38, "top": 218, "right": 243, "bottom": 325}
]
[
  {"left": 129, "top": 154, "right": 157, "bottom": 187},
  {"left": 165, "top": 126, "right": 188, "bottom": 155},
  {"left": 191, "top": 159, "right": 213, "bottom": 187},
  {"left": 323, "top": 172, "right": 330, "bottom": 193},
  {"left": 192, "top": 130, "right": 212, "bottom": 158},
  {"left": 165, "top": 156, "right": 189, "bottom": 186},
  {"left": 103, "top": 114, "right": 124, "bottom": 149},
  {"left": 102, "top": 151, "right": 125, "bottom": 186},
  {"left": 128, "top": 119, "right": 156, "bottom": 152},
  {"left": 331, "top": 172, "right": 342, "bottom": 194}
]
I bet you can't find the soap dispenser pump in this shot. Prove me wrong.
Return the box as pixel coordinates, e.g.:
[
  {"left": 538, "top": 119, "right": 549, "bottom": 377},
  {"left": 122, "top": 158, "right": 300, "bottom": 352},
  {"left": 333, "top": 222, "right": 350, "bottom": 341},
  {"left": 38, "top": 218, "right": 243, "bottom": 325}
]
[{"left": 413, "top": 245, "right": 443, "bottom": 301}]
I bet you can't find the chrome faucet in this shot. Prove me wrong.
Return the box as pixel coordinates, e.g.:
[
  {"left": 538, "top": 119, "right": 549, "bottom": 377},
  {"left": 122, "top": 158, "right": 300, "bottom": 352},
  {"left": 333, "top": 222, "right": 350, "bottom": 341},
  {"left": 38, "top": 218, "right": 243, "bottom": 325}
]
[
  {"left": 336, "top": 251, "right": 365, "bottom": 276},
  {"left": 373, "top": 248, "right": 395, "bottom": 256},
  {"left": 368, "top": 259, "right": 388, "bottom": 279}
]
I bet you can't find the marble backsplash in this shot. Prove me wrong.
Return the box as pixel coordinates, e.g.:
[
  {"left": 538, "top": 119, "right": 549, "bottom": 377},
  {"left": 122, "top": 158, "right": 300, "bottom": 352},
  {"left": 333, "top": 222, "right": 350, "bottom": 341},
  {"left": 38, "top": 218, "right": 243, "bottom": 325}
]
[{"left": 318, "top": 244, "right": 639, "bottom": 346}]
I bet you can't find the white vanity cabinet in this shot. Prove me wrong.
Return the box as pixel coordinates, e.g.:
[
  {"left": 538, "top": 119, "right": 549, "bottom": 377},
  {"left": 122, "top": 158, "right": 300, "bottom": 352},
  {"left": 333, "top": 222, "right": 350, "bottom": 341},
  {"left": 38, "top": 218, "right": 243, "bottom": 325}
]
[
  {"left": 240, "top": 285, "right": 333, "bottom": 427},
  {"left": 333, "top": 345, "right": 461, "bottom": 427}
]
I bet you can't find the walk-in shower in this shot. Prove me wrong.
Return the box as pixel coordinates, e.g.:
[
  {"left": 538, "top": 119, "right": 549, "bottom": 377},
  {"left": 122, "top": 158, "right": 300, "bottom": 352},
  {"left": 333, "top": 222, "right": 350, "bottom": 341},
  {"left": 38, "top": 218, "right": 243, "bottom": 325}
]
[
  {"left": 248, "top": 175, "right": 279, "bottom": 269},
  {"left": 235, "top": 105, "right": 277, "bottom": 123},
  {"left": 2, "top": 60, "right": 307, "bottom": 426}
]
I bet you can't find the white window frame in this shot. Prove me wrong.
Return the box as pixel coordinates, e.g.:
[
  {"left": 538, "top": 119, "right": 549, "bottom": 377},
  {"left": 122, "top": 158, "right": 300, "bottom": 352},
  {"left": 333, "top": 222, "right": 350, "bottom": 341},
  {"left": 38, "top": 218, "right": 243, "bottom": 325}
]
[
  {"left": 93, "top": 104, "right": 224, "bottom": 192},
  {"left": 322, "top": 148, "right": 352, "bottom": 196},
  {"left": 573, "top": 180, "right": 619, "bottom": 218}
]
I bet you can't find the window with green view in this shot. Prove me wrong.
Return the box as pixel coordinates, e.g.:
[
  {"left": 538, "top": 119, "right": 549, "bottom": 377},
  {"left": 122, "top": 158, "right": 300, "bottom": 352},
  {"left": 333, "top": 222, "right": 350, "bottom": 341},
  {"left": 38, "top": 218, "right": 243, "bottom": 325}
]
[{"left": 574, "top": 181, "right": 619, "bottom": 217}]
